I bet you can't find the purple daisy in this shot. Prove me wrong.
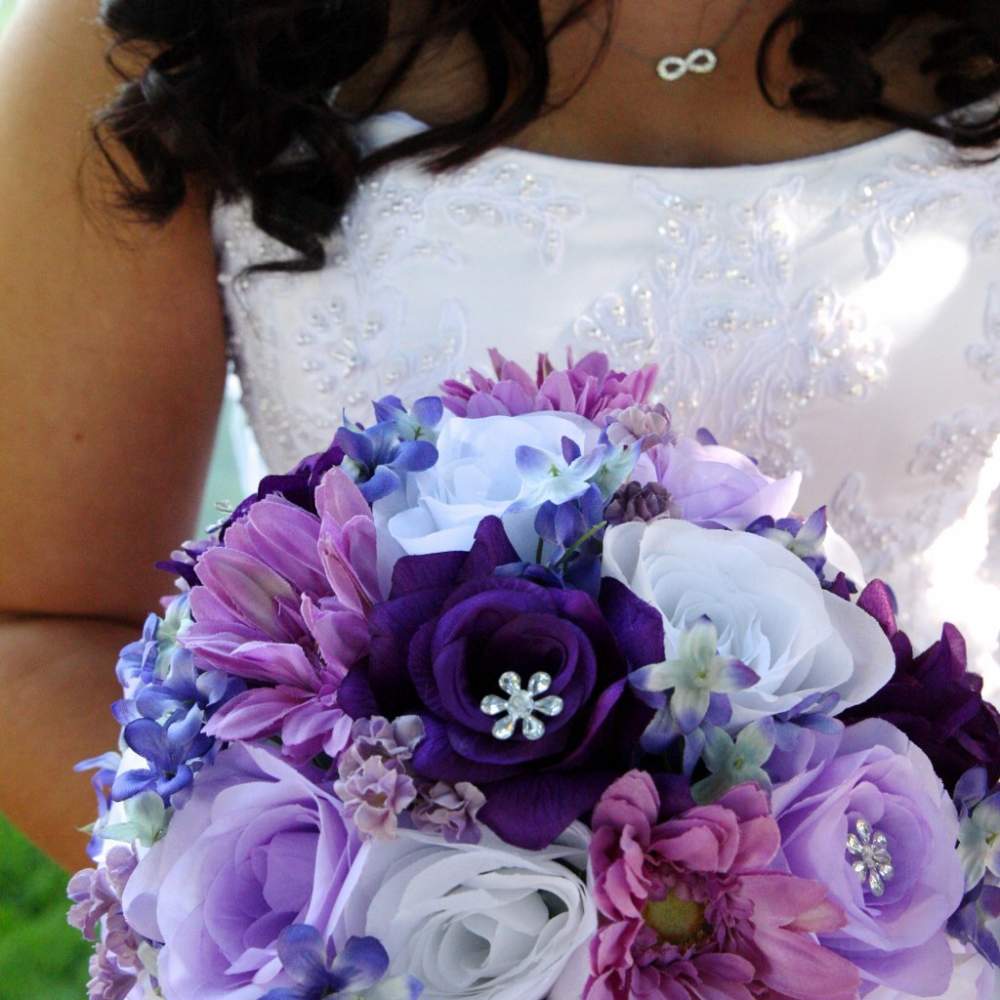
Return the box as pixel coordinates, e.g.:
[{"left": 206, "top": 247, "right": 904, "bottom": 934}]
[
  {"left": 441, "top": 349, "right": 658, "bottom": 422},
  {"left": 190, "top": 468, "right": 380, "bottom": 763}
]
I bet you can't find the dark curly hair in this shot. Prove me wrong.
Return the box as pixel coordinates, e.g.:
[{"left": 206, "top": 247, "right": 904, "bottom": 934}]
[{"left": 92, "top": 0, "right": 1000, "bottom": 274}]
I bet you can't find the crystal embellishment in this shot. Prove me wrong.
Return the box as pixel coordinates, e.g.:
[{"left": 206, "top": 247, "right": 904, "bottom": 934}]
[
  {"left": 846, "top": 818, "right": 895, "bottom": 897},
  {"left": 480, "top": 671, "right": 565, "bottom": 741}
]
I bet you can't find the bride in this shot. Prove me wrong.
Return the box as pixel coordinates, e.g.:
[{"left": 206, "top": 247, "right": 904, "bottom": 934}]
[{"left": 1, "top": 0, "right": 997, "bottom": 870}]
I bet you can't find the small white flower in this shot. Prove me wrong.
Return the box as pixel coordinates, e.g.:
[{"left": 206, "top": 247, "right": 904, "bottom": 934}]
[
  {"left": 958, "top": 789, "right": 1000, "bottom": 890},
  {"left": 100, "top": 792, "right": 170, "bottom": 848},
  {"left": 630, "top": 620, "right": 758, "bottom": 734},
  {"left": 508, "top": 439, "right": 605, "bottom": 512}
]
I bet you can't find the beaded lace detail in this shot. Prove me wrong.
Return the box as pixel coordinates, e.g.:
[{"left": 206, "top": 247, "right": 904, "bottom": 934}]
[
  {"left": 213, "top": 113, "right": 1000, "bottom": 691},
  {"left": 562, "top": 174, "right": 890, "bottom": 479}
]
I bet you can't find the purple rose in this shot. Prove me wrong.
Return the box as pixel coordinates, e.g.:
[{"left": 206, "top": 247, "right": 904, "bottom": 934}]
[
  {"left": 122, "top": 743, "right": 361, "bottom": 999},
  {"left": 841, "top": 581, "right": 1000, "bottom": 792},
  {"left": 772, "top": 719, "right": 965, "bottom": 996},
  {"left": 638, "top": 433, "right": 801, "bottom": 529},
  {"left": 340, "top": 518, "right": 654, "bottom": 850}
]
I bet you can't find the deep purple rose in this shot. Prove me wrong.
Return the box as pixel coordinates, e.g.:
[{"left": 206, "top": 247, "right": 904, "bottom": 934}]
[
  {"left": 841, "top": 581, "right": 1000, "bottom": 792},
  {"left": 340, "top": 518, "right": 654, "bottom": 850},
  {"left": 772, "top": 718, "right": 965, "bottom": 996}
]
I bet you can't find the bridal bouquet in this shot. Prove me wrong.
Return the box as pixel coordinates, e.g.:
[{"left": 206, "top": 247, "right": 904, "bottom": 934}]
[{"left": 69, "top": 350, "right": 1000, "bottom": 1000}]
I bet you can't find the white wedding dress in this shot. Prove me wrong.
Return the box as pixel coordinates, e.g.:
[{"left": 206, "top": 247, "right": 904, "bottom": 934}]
[{"left": 211, "top": 109, "right": 1000, "bottom": 697}]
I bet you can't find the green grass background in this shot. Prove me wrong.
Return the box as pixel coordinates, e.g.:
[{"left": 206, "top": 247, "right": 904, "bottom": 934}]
[{"left": 0, "top": 2, "right": 251, "bottom": 994}]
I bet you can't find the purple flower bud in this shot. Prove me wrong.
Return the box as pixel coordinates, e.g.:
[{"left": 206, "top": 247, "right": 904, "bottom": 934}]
[
  {"left": 604, "top": 481, "right": 674, "bottom": 526},
  {"left": 69, "top": 847, "right": 144, "bottom": 999},
  {"left": 67, "top": 868, "right": 116, "bottom": 942},
  {"left": 334, "top": 755, "right": 418, "bottom": 840}
]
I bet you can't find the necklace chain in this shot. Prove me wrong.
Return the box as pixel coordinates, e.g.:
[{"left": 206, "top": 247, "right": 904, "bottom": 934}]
[{"left": 609, "top": 1, "right": 755, "bottom": 83}]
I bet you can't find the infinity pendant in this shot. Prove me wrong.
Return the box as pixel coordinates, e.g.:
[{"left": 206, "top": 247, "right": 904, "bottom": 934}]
[{"left": 656, "top": 48, "right": 719, "bottom": 82}]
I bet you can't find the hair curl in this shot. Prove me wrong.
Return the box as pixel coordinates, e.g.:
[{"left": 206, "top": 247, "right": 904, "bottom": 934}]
[{"left": 93, "top": 0, "right": 1000, "bottom": 273}]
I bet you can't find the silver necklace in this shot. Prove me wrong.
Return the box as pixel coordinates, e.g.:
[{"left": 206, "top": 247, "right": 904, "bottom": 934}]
[{"left": 611, "top": 1, "right": 755, "bottom": 83}]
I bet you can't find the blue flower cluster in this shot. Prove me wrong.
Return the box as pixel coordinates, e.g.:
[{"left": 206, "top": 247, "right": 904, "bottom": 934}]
[
  {"left": 522, "top": 436, "right": 640, "bottom": 594},
  {"left": 262, "top": 925, "right": 422, "bottom": 1000},
  {"left": 109, "top": 594, "right": 242, "bottom": 807},
  {"left": 335, "top": 396, "right": 443, "bottom": 503}
]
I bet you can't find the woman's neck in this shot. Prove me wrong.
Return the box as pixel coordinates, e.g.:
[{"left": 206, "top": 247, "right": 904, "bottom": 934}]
[
  {"left": 510, "top": 0, "right": 949, "bottom": 168},
  {"left": 341, "top": 1, "right": 951, "bottom": 170}
]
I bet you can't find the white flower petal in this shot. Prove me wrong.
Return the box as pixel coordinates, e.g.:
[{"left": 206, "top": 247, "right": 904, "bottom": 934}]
[
  {"left": 823, "top": 522, "right": 867, "bottom": 589},
  {"left": 822, "top": 592, "right": 896, "bottom": 711},
  {"left": 601, "top": 519, "right": 896, "bottom": 731},
  {"left": 376, "top": 411, "right": 600, "bottom": 572},
  {"left": 333, "top": 826, "right": 595, "bottom": 1000}
]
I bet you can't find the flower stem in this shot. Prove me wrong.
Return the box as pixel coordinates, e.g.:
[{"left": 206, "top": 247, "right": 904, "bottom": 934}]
[{"left": 555, "top": 520, "right": 608, "bottom": 569}]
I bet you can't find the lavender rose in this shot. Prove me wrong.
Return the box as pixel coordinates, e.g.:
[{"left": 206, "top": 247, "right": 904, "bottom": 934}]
[
  {"left": 122, "top": 743, "right": 361, "bottom": 1000},
  {"left": 638, "top": 433, "right": 801, "bottom": 529},
  {"left": 772, "top": 719, "right": 965, "bottom": 996},
  {"left": 340, "top": 518, "right": 653, "bottom": 850}
]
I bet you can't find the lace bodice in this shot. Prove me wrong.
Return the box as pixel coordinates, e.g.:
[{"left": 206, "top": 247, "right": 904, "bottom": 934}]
[{"left": 211, "top": 110, "right": 1000, "bottom": 696}]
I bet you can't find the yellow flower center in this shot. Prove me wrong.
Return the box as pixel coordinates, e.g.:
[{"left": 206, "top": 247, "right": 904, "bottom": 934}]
[{"left": 643, "top": 893, "right": 708, "bottom": 947}]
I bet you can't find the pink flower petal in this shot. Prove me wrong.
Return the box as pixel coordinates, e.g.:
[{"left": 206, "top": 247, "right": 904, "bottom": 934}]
[
  {"left": 730, "top": 815, "right": 781, "bottom": 871},
  {"left": 751, "top": 923, "right": 860, "bottom": 1000},
  {"left": 592, "top": 770, "right": 660, "bottom": 834},
  {"left": 736, "top": 873, "right": 842, "bottom": 930},
  {"left": 195, "top": 548, "right": 300, "bottom": 642},
  {"left": 314, "top": 467, "right": 370, "bottom": 525}
]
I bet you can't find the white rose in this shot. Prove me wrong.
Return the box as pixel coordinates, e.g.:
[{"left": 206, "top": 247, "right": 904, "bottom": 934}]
[
  {"left": 332, "top": 823, "right": 596, "bottom": 1000},
  {"left": 374, "top": 411, "right": 601, "bottom": 584},
  {"left": 866, "top": 939, "right": 997, "bottom": 1000},
  {"left": 548, "top": 944, "right": 591, "bottom": 1000},
  {"left": 602, "top": 519, "right": 894, "bottom": 727}
]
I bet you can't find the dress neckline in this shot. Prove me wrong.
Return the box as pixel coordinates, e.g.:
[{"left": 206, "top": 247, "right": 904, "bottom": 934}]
[{"left": 358, "top": 108, "right": 940, "bottom": 182}]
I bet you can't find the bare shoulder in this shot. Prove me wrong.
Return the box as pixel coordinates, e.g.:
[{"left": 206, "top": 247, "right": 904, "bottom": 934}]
[{"left": 0, "top": 0, "right": 227, "bottom": 624}]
